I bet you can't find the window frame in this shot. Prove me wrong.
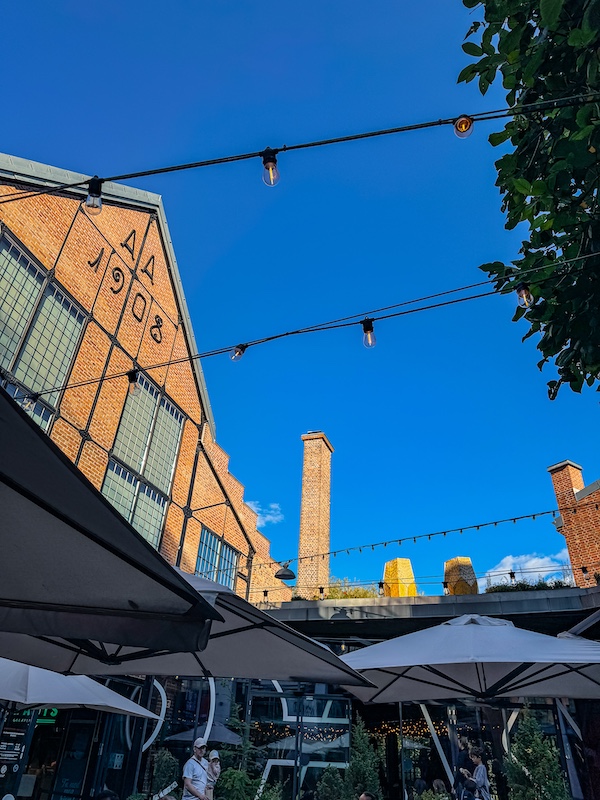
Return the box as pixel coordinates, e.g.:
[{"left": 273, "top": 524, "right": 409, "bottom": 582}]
[{"left": 195, "top": 525, "right": 240, "bottom": 590}]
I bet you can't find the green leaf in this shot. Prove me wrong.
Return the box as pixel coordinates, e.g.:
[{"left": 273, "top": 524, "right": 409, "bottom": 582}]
[
  {"left": 540, "top": 0, "right": 564, "bottom": 29},
  {"left": 571, "top": 124, "right": 595, "bottom": 141},
  {"left": 531, "top": 179, "right": 547, "bottom": 195},
  {"left": 489, "top": 129, "right": 512, "bottom": 146},
  {"left": 514, "top": 177, "right": 531, "bottom": 194},
  {"left": 568, "top": 27, "right": 597, "bottom": 46},
  {"left": 462, "top": 41, "right": 484, "bottom": 56},
  {"left": 583, "top": 0, "right": 600, "bottom": 33},
  {"left": 479, "top": 73, "right": 490, "bottom": 95},
  {"left": 457, "top": 63, "right": 479, "bottom": 84}
]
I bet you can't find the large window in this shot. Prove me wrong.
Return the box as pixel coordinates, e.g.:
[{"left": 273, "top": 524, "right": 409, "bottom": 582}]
[
  {"left": 0, "top": 233, "right": 86, "bottom": 429},
  {"left": 102, "top": 375, "right": 184, "bottom": 549},
  {"left": 195, "top": 526, "right": 239, "bottom": 589}
]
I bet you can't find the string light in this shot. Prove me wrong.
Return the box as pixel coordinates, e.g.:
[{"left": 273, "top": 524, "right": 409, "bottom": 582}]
[
  {"left": 230, "top": 344, "right": 247, "bottom": 362},
  {"left": 261, "top": 148, "right": 280, "bottom": 187},
  {"left": 237, "top": 496, "right": 600, "bottom": 578},
  {"left": 0, "top": 93, "right": 597, "bottom": 208},
  {"left": 16, "top": 249, "right": 600, "bottom": 405},
  {"left": 454, "top": 115, "right": 474, "bottom": 138},
  {"left": 84, "top": 176, "right": 103, "bottom": 216},
  {"left": 361, "top": 318, "right": 376, "bottom": 349},
  {"left": 127, "top": 368, "right": 140, "bottom": 396},
  {"left": 515, "top": 282, "right": 535, "bottom": 308}
]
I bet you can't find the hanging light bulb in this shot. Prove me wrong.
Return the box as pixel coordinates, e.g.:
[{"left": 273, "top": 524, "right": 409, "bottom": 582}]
[
  {"left": 361, "top": 318, "right": 376, "bottom": 348},
  {"left": 261, "top": 148, "right": 280, "bottom": 187},
  {"left": 230, "top": 344, "right": 247, "bottom": 362},
  {"left": 454, "top": 115, "right": 474, "bottom": 138},
  {"left": 509, "top": 570, "right": 516, "bottom": 584},
  {"left": 85, "top": 176, "right": 103, "bottom": 216},
  {"left": 515, "top": 282, "right": 535, "bottom": 308},
  {"left": 22, "top": 392, "right": 40, "bottom": 412},
  {"left": 127, "top": 368, "right": 141, "bottom": 396}
]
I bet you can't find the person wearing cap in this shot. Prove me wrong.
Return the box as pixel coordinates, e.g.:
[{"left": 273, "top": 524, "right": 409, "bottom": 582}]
[
  {"left": 182, "top": 738, "right": 209, "bottom": 800},
  {"left": 206, "top": 750, "right": 221, "bottom": 800}
]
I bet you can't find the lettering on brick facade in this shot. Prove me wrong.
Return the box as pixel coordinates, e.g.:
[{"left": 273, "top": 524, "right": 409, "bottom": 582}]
[
  {"left": 87, "top": 247, "right": 105, "bottom": 272},
  {"left": 109, "top": 266, "right": 125, "bottom": 294},
  {"left": 150, "top": 314, "right": 163, "bottom": 343},
  {"left": 132, "top": 292, "right": 147, "bottom": 322},
  {"left": 141, "top": 254, "right": 155, "bottom": 284},
  {"left": 120, "top": 229, "right": 136, "bottom": 260}
]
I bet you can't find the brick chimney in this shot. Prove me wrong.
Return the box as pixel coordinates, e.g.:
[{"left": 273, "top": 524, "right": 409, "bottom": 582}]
[
  {"left": 296, "top": 432, "right": 334, "bottom": 599},
  {"left": 548, "top": 460, "right": 600, "bottom": 588}
]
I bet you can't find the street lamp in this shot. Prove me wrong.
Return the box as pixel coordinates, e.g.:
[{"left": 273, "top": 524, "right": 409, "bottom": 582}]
[{"left": 275, "top": 561, "right": 296, "bottom": 581}]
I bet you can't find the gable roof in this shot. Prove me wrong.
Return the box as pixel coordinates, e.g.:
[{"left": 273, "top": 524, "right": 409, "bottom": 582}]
[{"left": 0, "top": 151, "right": 215, "bottom": 435}]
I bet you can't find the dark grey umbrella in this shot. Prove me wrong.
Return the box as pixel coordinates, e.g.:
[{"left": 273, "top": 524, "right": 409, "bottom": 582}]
[
  {"left": 0, "top": 387, "right": 222, "bottom": 667},
  {"left": 166, "top": 721, "right": 242, "bottom": 745}
]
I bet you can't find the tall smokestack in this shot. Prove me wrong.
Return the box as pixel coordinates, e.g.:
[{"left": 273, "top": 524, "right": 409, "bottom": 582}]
[{"left": 296, "top": 431, "right": 334, "bottom": 599}]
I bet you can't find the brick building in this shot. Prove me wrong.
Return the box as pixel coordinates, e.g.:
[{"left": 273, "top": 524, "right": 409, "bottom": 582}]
[
  {"left": 549, "top": 459, "right": 600, "bottom": 588},
  {"left": 0, "top": 152, "right": 290, "bottom": 603}
]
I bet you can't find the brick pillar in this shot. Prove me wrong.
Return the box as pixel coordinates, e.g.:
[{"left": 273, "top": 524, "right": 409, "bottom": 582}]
[
  {"left": 296, "top": 432, "right": 334, "bottom": 599},
  {"left": 548, "top": 460, "right": 600, "bottom": 588}
]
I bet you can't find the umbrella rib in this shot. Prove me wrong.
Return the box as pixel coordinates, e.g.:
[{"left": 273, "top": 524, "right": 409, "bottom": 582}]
[
  {"left": 503, "top": 663, "right": 600, "bottom": 694},
  {"left": 421, "top": 665, "right": 481, "bottom": 697},
  {"left": 480, "top": 663, "right": 535, "bottom": 698}
]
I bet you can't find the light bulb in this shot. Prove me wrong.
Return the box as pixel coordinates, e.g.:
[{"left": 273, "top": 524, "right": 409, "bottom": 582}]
[
  {"left": 85, "top": 176, "right": 103, "bottom": 216},
  {"left": 361, "top": 318, "right": 376, "bottom": 348},
  {"left": 22, "top": 393, "right": 39, "bottom": 412},
  {"left": 454, "top": 115, "right": 474, "bottom": 139},
  {"left": 515, "top": 282, "right": 534, "bottom": 308},
  {"left": 127, "top": 369, "right": 140, "bottom": 396},
  {"left": 261, "top": 148, "right": 280, "bottom": 187},
  {"left": 230, "top": 344, "right": 247, "bottom": 362}
]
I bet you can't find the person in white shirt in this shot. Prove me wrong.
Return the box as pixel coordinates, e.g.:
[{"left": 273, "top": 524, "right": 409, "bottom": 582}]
[
  {"left": 206, "top": 750, "right": 221, "bottom": 800},
  {"left": 182, "top": 738, "right": 209, "bottom": 800}
]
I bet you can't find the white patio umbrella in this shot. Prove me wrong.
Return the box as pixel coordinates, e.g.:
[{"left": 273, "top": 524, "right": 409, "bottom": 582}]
[
  {"left": 0, "top": 573, "right": 368, "bottom": 685},
  {"left": 340, "top": 614, "right": 600, "bottom": 702},
  {"left": 0, "top": 656, "right": 158, "bottom": 717}
]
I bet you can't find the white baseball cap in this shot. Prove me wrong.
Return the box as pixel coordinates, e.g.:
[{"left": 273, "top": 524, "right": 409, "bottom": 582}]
[{"left": 194, "top": 738, "right": 207, "bottom": 748}]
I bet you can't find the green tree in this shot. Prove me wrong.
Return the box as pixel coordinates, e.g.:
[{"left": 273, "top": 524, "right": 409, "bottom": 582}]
[
  {"left": 458, "top": 0, "right": 600, "bottom": 397},
  {"left": 317, "top": 766, "right": 346, "bottom": 800},
  {"left": 327, "top": 578, "right": 379, "bottom": 600},
  {"left": 343, "top": 716, "right": 382, "bottom": 800},
  {"left": 151, "top": 748, "right": 180, "bottom": 795},
  {"left": 505, "top": 710, "right": 569, "bottom": 800}
]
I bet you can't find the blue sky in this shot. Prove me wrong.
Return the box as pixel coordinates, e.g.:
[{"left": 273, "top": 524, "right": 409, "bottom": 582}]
[{"left": 6, "top": 1, "right": 598, "bottom": 593}]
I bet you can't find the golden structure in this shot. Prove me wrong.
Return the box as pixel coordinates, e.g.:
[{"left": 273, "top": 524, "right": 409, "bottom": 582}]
[
  {"left": 382, "top": 558, "right": 417, "bottom": 597},
  {"left": 444, "top": 556, "right": 479, "bottom": 595}
]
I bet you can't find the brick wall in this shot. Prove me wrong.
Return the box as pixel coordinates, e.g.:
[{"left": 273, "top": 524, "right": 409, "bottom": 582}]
[
  {"left": 0, "top": 179, "right": 290, "bottom": 601},
  {"left": 548, "top": 460, "right": 600, "bottom": 588},
  {"left": 296, "top": 432, "right": 333, "bottom": 599}
]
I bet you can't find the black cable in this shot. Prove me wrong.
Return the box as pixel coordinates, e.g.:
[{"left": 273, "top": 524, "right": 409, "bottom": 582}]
[{"left": 0, "top": 92, "right": 598, "bottom": 206}]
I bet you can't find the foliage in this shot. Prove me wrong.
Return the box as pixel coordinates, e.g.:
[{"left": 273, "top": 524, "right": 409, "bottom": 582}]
[
  {"left": 485, "top": 578, "right": 572, "bottom": 593},
  {"left": 343, "top": 716, "right": 382, "bottom": 800},
  {"left": 258, "top": 782, "right": 284, "bottom": 800},
  {"left": 505, "top": 709, "right": 569, "bottom": 800},
  {"left": 218, "top": 767, "right": 260, "bottom": 800},
  {"left": 420, "top": 792, "right": 449, "bottom": 800},
  {"left": 126, "top": 794, "right": 147, "bottom": 800},
  {"left": 317, "top": 765, "right": 346, "bottom": 800},
  {"left": 151, "top": 748, "right": 180, "bottom": 795},
  {"left": 458, "top": 0, "right": 600, "bottom": 397},
  {"left": 327, "top": 578, "right": 379, "bottom": 599}
]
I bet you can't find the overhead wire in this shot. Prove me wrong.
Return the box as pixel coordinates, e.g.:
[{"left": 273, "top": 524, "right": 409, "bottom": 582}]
[{"left": 0, "top": 91, "right": 598, "bottom": 207}]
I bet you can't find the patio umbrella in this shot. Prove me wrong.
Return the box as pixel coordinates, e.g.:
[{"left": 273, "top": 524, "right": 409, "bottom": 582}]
[
  {"left": 0, "top": 573, "right": 369, "bottom": 685},
  {"left": 340, "top": 614, "right": 600, "bottom": 702},
  {"left": 0, "top": 386, "right": 223, "bottom": 666},
  {"left": 0, "top": 657, "right": 157, "bottom": 717},
  {"left": 166, "top": 721, "right": 242, "bottom": 745}
]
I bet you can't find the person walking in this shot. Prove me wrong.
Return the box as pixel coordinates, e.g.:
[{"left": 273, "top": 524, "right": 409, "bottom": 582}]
[{"left": 182, "top": 738, "right": 209, "bottom": 800}]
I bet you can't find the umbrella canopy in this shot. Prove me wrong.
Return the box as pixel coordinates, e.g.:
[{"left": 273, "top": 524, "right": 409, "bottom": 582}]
[
  {"left": 341, "top": 614, "right": 600, "bottom": 702},
  {"left": 166, "top": 721, "right": 242, "bottom": 745},
  {"left": 0, "top": 657, "right": 157, "bottom": 718},
  {"left": 0, "top": 387, "right": 222, "bottom": 666},
  {"left": 0, "top": 572, "right": 369, "bottom": 685}
]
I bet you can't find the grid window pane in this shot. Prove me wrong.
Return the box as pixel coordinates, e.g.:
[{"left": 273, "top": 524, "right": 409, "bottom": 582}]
[
  {"left": 144, "top": 398, "right": 184, "bottom": 494},
  {"left": 132, "top": 483, "right": 167, "bottom": 549},
  {"left": 5, "top": 382, "right": 53, "bottom": 431},
  {"left": 13, "top": 284, "right": 86, "bottom": 405},
  {"left": 113, "top": 376, "right": 159, "bottom": 472},
  {"left": 0, "top": 239, "right": 45, "bottom": 369},
  {"left": 101, "top": 461, "right": 138, "bottom": 520},
  {"left": 196, "top": 526, "right": 239, "bottom": 590}
]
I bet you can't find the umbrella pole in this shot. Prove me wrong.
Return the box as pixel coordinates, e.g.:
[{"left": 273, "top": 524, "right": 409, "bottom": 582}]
[
  {"left": 291, "top": 690, "right": 304, "bottom": 800},
  {"left": 192, "top": 679, "right": 203, "bottom": 746},
  {"left": 398, "top": 702, "right": 405, "bottom": 800}
]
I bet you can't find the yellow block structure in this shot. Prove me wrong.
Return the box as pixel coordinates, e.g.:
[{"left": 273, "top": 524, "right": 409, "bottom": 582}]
[
  {"left": 382, "top": 558, "right": 417, "bottom": 597},
  {"left": 444, "top": 556, "right": 479, "bottom": 595}
]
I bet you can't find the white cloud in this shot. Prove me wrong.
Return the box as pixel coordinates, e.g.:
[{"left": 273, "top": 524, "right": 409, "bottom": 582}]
[
  {"left": 479, "top": 547, "right": 572, "bottom": 591},
  {"left": 247, "top": 501, "right": 284, "bottom": 528}
]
